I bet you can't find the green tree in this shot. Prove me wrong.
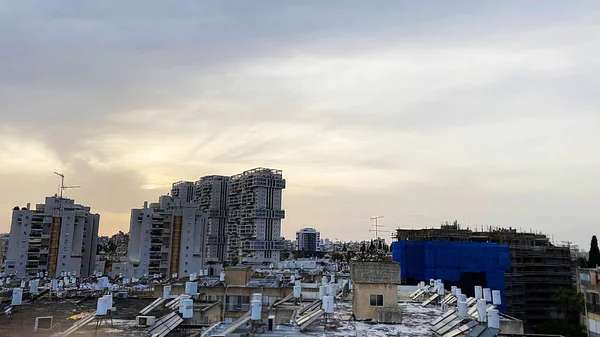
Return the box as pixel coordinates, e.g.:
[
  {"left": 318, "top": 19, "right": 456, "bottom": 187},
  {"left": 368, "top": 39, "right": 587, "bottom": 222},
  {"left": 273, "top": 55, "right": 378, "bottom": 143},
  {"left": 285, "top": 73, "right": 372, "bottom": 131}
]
[
  {"left": 588, "top": 235, "right": 600, "bottom": 268},
  {"left": 342, "top": 243, "right": 347, "bottom": 252},
  {"left": 360, "top": 242, "right": 366, "bottom": 253}
]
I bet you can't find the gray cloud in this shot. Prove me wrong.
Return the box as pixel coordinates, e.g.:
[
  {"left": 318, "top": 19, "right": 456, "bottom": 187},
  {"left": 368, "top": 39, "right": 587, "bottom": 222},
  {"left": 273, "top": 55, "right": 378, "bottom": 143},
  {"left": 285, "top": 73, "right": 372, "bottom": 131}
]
[{"left": 0, "top": 1, "right": 599, "bottom": 247}]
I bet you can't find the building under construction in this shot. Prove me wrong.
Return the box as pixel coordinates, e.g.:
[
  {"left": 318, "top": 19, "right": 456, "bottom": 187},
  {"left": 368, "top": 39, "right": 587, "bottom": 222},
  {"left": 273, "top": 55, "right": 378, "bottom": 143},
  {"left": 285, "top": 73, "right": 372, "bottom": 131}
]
[{"left": 392, "top": 223, "right": 572, "bottom": 333}]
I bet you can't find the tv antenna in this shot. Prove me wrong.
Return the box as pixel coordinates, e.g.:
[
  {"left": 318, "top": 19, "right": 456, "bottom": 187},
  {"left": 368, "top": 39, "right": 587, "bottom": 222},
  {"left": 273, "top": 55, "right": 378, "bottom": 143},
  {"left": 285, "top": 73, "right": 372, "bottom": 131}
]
[
  {"left": 53, "top": 172, "right": 81, "bottom": 201},
  {"left": 369, "top": 216, "right": 388, "bottom": 238}
]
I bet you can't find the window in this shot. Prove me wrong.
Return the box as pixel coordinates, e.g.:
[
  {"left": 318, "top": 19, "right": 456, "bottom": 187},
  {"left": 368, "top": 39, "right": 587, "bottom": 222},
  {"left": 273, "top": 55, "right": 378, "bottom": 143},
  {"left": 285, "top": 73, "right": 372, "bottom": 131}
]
[{"left": 370, "top": 294, "right": 383, "bottom": 307}]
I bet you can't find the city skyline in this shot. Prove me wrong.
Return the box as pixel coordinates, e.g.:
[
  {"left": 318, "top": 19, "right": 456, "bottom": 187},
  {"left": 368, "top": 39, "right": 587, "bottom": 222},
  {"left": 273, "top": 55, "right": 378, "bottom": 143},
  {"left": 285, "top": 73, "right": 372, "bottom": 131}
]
[{"left": 1, "top": 1, "right": 599, "bottom": 248}]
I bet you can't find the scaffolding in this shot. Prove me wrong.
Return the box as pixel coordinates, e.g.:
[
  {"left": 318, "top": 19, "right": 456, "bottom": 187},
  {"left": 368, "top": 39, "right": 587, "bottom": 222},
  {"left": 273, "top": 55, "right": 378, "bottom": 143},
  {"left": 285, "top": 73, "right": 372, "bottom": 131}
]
[{"left": 392, "top": 225, "right": 572, "bottom": 333}]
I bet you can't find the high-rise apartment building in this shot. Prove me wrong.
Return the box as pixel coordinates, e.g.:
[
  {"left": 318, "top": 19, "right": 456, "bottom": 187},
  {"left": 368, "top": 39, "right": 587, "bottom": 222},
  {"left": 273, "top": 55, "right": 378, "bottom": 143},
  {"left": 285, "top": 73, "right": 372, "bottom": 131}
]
[
  {"left": 124, "top": 167, "right": 286, "bottom": 274},
  {"left": 296, "top": 228, "right": 321, "bottom": 252},
  {"left": 195, "top": 175, "right": 229, "bottom": 264},
  {"left": 227, "top": 168, "right": 286, "bottom": 264},
  {"left": 5, "top": 196, "right": 99, "bottom": 278},
  {"left": 126, "top": 194, "right": 207, "bottom": 278}
]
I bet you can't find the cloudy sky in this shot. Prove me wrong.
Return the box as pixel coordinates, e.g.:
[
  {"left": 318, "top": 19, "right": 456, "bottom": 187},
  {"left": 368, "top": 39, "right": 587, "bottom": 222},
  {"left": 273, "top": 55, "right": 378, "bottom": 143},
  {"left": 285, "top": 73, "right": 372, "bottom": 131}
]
[{"left": 1, "top": 1, "right": 599, "bottom": 248}]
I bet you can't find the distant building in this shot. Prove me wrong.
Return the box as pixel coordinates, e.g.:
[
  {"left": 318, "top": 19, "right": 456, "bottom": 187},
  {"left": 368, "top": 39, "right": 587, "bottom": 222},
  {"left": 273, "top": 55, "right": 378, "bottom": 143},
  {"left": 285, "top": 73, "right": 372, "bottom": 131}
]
[
  {"left": 227, "top": 168, "right": 286, "bottom": 264},
  {"left": 393, "top": 225, "right": 572, "bottom": 333},
  {"left": 0, "top": 233, "right": 9, "bottom": 267},
  {"left": 126, "top": 194, "right": 207, "bottom": 279},
  {"left": 111, "top": 231, "right": 129, "bottom": 260},
  {"left": 5, "top": 196, "right": 100, "bottom": 278},
  {"left": 296, "top": 228, "right": 321, "bottom": 252},
  {"left": 282, "top": 239, "right": 294, "bottom": 252}
]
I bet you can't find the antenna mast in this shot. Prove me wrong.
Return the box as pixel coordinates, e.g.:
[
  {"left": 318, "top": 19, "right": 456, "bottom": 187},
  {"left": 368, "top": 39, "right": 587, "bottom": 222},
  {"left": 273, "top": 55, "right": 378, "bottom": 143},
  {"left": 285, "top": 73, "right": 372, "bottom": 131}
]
[
  {"left": 369, "top": 216, "right": 388, "bottom": 239},
  {"left": 53, "top": 172, "right": 81, "bottom": 203}
]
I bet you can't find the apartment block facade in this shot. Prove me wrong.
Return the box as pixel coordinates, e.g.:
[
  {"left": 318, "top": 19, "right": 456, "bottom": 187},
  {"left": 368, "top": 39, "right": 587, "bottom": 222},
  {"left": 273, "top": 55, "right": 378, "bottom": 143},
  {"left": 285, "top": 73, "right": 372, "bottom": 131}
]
[
  {"left": 5, "top": 196, "right": 99, "bottom": 278},
  {"left": 124, "top": 167, "right": 286, "bottom": 275},
  {"left": 195, "top": 175, "right": 230, "bottom": 264},
  {"left": 226, "top": 168, "right": 286, "bottom": 264},
  {"left": 125, "top": 195, "right": 207, "bottom": 278},
  {"left": 296, "top": 228, "right": 321, "bottom": 252}
]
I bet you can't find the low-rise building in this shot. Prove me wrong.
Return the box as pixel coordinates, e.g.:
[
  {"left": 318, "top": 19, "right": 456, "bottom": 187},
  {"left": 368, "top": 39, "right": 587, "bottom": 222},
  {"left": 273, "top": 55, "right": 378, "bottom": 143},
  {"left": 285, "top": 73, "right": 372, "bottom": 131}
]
[
  {"left": 350, "top": 260, "right": 401, "bottom": 321},
  {"left": 578, "top": 267, "right": 600, "bottom": 337}
]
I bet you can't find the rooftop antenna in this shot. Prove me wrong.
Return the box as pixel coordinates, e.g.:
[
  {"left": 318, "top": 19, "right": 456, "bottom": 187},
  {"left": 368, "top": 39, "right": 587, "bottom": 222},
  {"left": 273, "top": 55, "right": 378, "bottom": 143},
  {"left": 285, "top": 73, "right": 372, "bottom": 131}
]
[
  {"left": 53, "top": 172, "right": 81, "bottom": 202},
  {"left": 369, "top": 216, "right": 388, "bottom": 239}
]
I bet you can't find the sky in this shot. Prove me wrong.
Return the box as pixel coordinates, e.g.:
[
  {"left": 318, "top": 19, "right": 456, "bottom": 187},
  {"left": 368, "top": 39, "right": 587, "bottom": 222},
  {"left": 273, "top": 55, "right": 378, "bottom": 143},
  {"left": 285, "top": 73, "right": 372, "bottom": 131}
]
[{"left": 0, "top": 1, "right": 599, "bottom": 249}]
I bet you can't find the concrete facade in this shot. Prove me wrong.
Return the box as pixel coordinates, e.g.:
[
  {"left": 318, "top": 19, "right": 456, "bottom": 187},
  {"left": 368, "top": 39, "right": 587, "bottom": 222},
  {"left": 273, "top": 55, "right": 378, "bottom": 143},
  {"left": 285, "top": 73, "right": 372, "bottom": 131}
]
[
  {"left": 227, "top": 168, "right": 286, "bottom": 265},
  {"left": 5, "top": 196, "right": 99, "bottom": 278},
  {"left": 126, "top": 193, "right": 208, "bottom": 279},
  {"left": 295, "top": 228, "right": 321, "bottom": 252},
  {"left": 350, "top": 261, "right": 401, "bottom": 321}
]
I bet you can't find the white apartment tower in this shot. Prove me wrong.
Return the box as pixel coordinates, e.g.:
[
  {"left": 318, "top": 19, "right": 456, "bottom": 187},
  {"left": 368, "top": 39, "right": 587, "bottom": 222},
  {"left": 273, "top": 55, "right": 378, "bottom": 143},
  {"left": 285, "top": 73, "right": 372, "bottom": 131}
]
[
  {"left": 227, "top": 168, "right": 286, "bottom": 264},
  {"left": 124, "top": 167, "right": 286, "bottom": 274},
  {"left": 5, "top": 196, "right": 99, "bottom": 278},
  {"left": 126, "top": 191, "right": 207, "bottom": 279},
  {"left": 296, "top": 228, "right": 321, "bottom": 252},
  {"left": 195, "top": 175, "right": 230, "bottom": 264}
]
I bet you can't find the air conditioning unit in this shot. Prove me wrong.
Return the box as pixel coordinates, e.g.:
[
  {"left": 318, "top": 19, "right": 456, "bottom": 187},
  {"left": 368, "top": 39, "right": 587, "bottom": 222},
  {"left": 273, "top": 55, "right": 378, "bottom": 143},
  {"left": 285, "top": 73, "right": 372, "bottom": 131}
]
[{"left": 136, "top": 316, "right": 156, "bottom": 327}]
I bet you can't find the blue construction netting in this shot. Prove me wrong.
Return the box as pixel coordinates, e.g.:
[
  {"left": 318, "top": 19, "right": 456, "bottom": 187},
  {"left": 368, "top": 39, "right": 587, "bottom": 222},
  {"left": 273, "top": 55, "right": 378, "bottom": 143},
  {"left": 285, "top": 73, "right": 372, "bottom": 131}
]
[{"left": 392, "top": 240, "right": 510, "bottom": 313}]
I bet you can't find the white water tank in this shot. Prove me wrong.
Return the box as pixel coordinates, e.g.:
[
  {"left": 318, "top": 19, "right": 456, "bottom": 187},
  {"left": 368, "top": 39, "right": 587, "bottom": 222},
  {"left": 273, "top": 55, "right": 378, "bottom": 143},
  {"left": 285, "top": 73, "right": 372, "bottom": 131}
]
[
  {"left": 97, "top": 297, "right": 109, "bottom": 315},
  {"left": 20, "top": 280, "right": 26, "bottom": 288},
  {"left": 322, "top": 276, "right": 329, "bottom": 285},
  {"left": 322, "top": 295, "right": 334, "bottom": 313},
  {"left": 185, "top": 282, "right": 198, "bottom": 295},
  {"left": 487, "top": 308, "right": 500, "bottom": 329},
  {"left": 294, "top": 280, "right": 301, "bottom": 286},
  {"left": 483, "top": 288, "right": 492, "bottom": 302},
  {"left": 251, "top": 300, "right": 262, "bottom": 320},
  {"left": 458, "top": 294, "right": 467, "bottom": 303},
  {"left": 252, "top": 293, "right": 262, "bottom": 302},
  {"left": 455, "top": 288, "right": 462, "bottom": 297},
  {"left": 293, "top": 285, "right": 301, "bottom": 298},
  {"left": 51, "top": 279, "right": 58, "bottom": 291},
  {"left": 429, "top": 279, "right": 435, "bottom": 286},
  {"left": 437, "top": 283, "right": 445, "bottom": 295},
  {"left": 189, "top": 273, "right": 197, "bottom": 281},
  {"left": 330, "top": 273, "right": 335, "bottom": 284},
  {"left": 492, "top": 290, "right": 501, "bottom": 305},
  {"left": 103, "top": 294, "right": 113, "bottom": 310},
  {"left": 290, "top": 275, "right": 295, "bottom": 283},
  {"left": 451, "top": 286, "right": 457, "bottom": 295},
  {"left": 477, "top": 299, "right": 487, "bottom": 322},
  {"left": 163, "top": 285, "right": 171, "bottom": 299},
  {"left": 219, "top": 271, "right": 226, "bottom": 282},
  {"left": 30, "top": 280, "right": 39, "bottom": 294},
  {"left": 179, "top": 295, "right": 191, "bottom": 313},
  {"left": 327, "top": 284, "right": 337, "bottom": 297},
  {"left": 181, "top": 299, "right": 194, "bottom": 319},
  {"left": 70, "top": 277, "right": 76, "bottom": 285},
  {"left": 12, "top": 288, "right": 23, "bottom": 306},
  {"left": 319, "top": 285, "right": 327, "bottom": 299},
  {"left": 457, "top": 300, "right": 468, "bottom": 318},
  {"left": 475, "top": 286, "right": 483, "bottom": 299}
]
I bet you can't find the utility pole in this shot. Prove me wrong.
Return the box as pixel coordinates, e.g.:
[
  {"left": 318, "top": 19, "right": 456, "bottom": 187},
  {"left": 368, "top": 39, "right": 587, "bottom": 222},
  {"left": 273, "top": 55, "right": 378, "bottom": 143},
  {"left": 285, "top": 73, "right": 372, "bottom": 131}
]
[{"left": 369, "top": 216, "right": 388, "bottom": 239}]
